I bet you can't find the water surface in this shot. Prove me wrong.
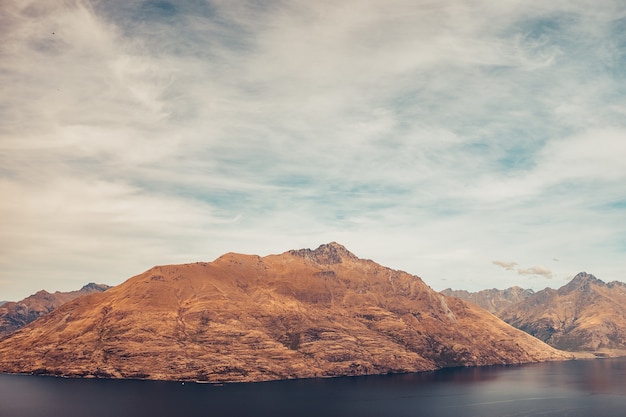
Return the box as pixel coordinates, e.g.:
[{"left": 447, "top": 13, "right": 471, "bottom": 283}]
[{"left": 3, "top": 358, "right": 626, "bottom": 416}]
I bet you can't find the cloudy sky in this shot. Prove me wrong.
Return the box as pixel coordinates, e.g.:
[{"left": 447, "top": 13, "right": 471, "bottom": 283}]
[{"left": 2, "top": 0, "right": 625, "bottom": 300}]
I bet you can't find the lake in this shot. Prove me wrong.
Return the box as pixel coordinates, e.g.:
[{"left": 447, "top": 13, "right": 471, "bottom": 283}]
[{"left": 2, "top": 358, "right": 626, "bottom": 417}]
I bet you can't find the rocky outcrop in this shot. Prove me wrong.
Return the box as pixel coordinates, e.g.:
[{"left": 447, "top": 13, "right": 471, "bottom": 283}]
[
  {"left": 441, "top": 286, "right": 535, "bottom": 314},
  {"left": 0, "top": 283, "right": 110, "bottom": 339},
  {"left": 0, "top": 243, "right": 569, "bottom": 382},
  {"left": 499, "top": 273, "right": 626, "bottom": 352}
]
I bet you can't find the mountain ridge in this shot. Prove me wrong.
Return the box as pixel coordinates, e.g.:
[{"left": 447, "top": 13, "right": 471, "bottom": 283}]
[
  {"left": 0, "top": 243, "right": 568, "bottom": 382},
  {"left": 443, "top": 272, "right": 626, "bottom": 354},
  {"left": 441, "top": 286, "right": 535, "bottom": 314},
  {"left": 500, "top": 272, "right": 626, "bottom": 352},
  {"left": 0, "top": 283, "right": 111, "bottom": 339}
]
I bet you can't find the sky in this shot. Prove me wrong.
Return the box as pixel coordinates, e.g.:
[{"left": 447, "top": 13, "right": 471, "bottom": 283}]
[{"left": 1, "top": 0, "right": 626, "bottom": 301}]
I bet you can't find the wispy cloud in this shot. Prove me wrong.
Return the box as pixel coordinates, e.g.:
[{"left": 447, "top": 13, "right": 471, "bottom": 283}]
[
  {"left": 493, "top": 261, "right": 518, "bottom": 271},
  {"left": 1, "top": 0, "right": 625, "bottom": 298},
  {"left": 518, "top": 266, "right": 553, "bottom": 279},
  {"left": 493, "top": 260, "right": 553, "bottom": 279}
]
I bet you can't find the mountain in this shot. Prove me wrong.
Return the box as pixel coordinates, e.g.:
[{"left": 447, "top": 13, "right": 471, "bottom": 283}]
[
  {"left": 0, "top": 283, "right": 111, "bottom": 339},
  {"left": 499, "top": 272, "right": 626, "bottom": 352},
  {"left": 0, "top": 243, "right": 568, "bottom": 382},
  {"left": 441, "top": 286, "right": 535, "bottom": 315}
]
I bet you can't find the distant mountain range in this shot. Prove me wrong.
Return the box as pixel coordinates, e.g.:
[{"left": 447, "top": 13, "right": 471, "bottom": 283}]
[
  {"left": 0, "top": 283, "right": 110, "bottom": 339},
  {"left": 443, "top": 272, "right": 626, "bottom": 354},
  {"left": 441, "top": 286, "right": 535, "bottom": 315},
  {"left": 0, "top": 243, "right": 567, "bottom": 383}
]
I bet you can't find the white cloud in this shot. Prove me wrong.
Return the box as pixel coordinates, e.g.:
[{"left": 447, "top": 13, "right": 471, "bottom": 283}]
[
  {"left": 493, "top": 261, "right": 518, "bottom": 271},
  {"left": 1, "top": 0, "right": 626, "bottom": 299},
  {"left": 538, "top": 128, "right": 626, "bottom": 183},
  {"left": 492, "top": 260, "right": 554, "bottom": 279},
  {"left": 518, "top": 266, "right": 553, "bottom": 278}
]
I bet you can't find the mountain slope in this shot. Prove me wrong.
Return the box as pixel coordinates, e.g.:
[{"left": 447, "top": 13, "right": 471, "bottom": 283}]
[
  {"left": 0, "top": 283, "right": 111, "bottom": 339},
  {"left": 441, "top": 286, "right": 535, "bottom": 314},
  {"left": 499, "top": 272, "right": 626, "bottom": 352},
  {"left": 0, "top": 243, "right": 568, "bottom": 382}
]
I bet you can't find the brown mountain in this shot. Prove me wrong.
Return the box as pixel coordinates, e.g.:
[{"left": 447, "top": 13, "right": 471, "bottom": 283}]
[
  {"left": 0, "top": 283, "right": 111, "bottom": 339},
  {"left": 441, "top": 286, "right": 535, "bottom": 315},
  {"left": 499, "top": 272, "right": 626, "bottom": 352},
  {"left": 0, "top": 243, "right": 568, "bottom": 382}
]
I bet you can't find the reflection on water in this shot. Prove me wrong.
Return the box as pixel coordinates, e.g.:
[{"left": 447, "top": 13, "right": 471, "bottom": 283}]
[{"left": 2, "top": 358, "right": 626, "bottom": 417}]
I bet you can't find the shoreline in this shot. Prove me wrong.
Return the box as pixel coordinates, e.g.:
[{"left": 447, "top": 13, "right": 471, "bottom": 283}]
[{"left": 3, "top": 353, "right": 626, "bottom": 384}]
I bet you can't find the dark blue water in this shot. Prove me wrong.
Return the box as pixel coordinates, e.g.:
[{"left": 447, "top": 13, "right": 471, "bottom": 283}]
[{"left": 2, "top": 358, "right": 626, "bottom": 417}]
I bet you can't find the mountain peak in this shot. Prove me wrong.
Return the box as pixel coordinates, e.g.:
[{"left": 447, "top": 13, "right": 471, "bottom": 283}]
[
  {"left": 572, "top": 272, "right": 599, "bottom": 283},
  {"left": 500, "top": 272, "right": 626, "bottom": 352},
  {"left": 288, "top": 242, "right": 359, "bottom": 264},
  {"left": 559, "top": 272, "right": 603, "bottom": 295},
  {"left": 80, "top": 283, "right": 111, "bottom": 293}
]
